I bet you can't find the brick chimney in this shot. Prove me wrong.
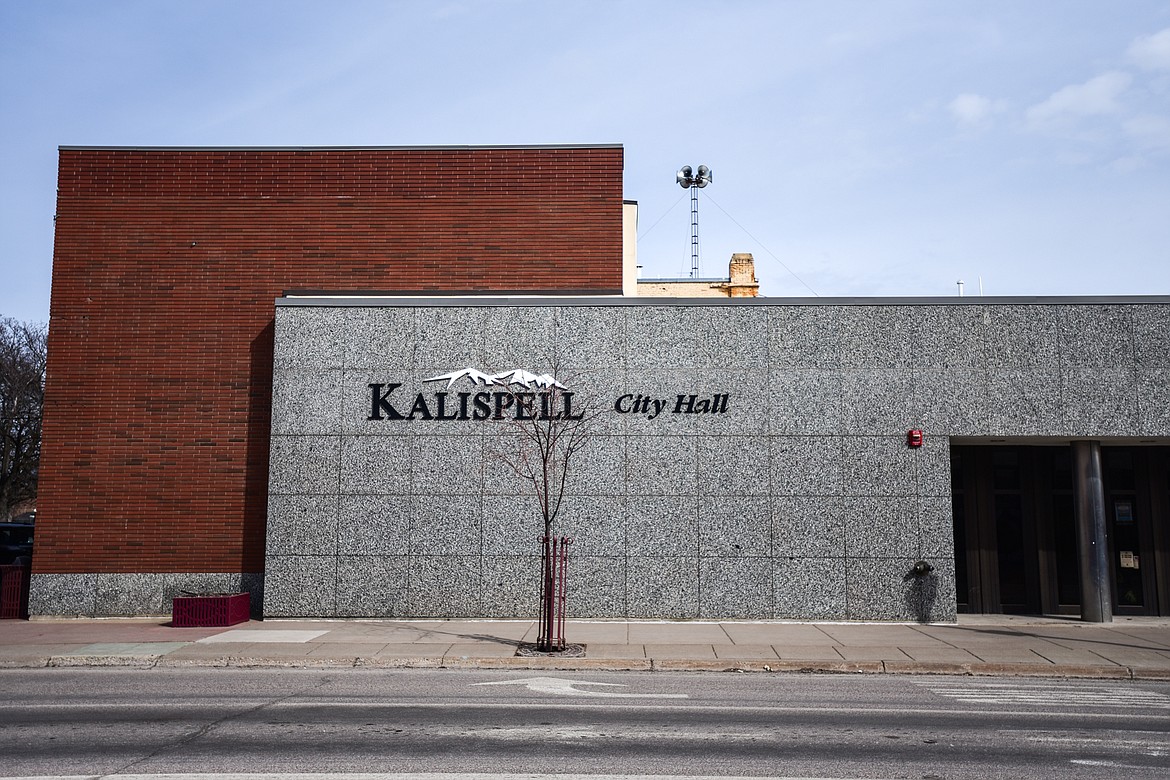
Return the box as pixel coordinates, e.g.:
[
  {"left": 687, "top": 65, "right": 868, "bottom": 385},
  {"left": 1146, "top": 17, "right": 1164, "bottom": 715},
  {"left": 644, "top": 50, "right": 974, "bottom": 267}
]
[{"left": 726, "top": 252, "right": 759, "bottom": 297}]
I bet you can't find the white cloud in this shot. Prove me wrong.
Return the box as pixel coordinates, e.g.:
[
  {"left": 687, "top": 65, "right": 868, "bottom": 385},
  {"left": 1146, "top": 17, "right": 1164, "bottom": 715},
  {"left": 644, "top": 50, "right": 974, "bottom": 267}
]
[
  {"left": 1026, "top": 71, "right": 1132, "bottom": 125},
  {"left": 948, "top": 93, "right": 1005, "bottom": 125},
  {"left": 1127, "top": 27, "right": 1170, "bottom": 70}
]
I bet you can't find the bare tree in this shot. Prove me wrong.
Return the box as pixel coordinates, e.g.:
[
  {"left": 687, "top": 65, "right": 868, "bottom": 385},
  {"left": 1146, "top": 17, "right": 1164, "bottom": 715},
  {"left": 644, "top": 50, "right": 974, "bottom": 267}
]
[
  {"left": 0, "top": 317, "right": 48, "bottom": 519},
  {"left": 490, "top": 368, "right": 599, "bottom": 650}
]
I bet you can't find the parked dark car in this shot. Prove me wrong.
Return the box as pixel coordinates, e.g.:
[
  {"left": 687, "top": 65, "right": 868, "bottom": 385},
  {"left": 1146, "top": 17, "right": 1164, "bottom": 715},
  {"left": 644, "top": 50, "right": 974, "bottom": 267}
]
[{"left": 0, "top": 523, "right": 33, "bottom": 565}]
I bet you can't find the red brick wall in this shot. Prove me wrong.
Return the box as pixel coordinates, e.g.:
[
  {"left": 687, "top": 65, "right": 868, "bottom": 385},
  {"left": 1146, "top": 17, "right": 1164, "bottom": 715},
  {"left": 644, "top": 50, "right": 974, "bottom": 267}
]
[{"left": 38, "top": 146, "right": 624, "bottom": 574}]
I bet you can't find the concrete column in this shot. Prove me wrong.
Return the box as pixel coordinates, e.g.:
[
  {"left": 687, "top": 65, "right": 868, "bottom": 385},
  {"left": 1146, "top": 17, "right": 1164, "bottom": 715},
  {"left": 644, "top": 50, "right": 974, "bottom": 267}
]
[{"left": 1073, "top": 440, "right": 1112, "bottom": 622}]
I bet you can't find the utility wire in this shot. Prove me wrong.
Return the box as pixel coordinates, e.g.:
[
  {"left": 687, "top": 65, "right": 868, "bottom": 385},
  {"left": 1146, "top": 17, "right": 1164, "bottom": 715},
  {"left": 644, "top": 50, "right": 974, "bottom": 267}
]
[
  {"left": 636, "top": 192, "right": 688, "bottom": 241},
  {"left": 705, "top": 194, "right": 820, "bottom": 297}
]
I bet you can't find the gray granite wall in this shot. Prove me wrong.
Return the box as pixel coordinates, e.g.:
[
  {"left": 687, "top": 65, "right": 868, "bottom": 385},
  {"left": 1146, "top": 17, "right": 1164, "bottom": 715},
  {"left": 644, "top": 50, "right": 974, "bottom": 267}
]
[
  {"left": 28, "top": 572, "right": 263, "bottom": 618},
  {"left": 264, "top": 300, "right": 1170, "bottom": 621}
]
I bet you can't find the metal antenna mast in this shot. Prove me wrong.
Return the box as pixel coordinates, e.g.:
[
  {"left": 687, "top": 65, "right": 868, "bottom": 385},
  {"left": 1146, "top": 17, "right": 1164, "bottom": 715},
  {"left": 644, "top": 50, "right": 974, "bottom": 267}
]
[{"left": 676, "top": 164, "right": 713, "bottom": 277}]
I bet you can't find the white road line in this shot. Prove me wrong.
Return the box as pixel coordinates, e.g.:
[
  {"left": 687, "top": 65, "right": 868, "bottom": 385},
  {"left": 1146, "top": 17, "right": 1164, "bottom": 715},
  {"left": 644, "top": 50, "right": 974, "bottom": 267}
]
[
  {"left": 472, "top": 676, "right": 688, "bottom": 698},
  {"left": 913, "top": 681, "right": 1170, "bottom": 708}
]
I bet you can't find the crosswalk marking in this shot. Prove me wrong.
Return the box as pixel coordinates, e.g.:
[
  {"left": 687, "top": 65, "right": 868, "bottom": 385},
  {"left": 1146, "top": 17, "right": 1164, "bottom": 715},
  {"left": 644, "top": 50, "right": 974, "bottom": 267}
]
[{"left": 912, "top": 680, "right": 1170, "bottom": 709}]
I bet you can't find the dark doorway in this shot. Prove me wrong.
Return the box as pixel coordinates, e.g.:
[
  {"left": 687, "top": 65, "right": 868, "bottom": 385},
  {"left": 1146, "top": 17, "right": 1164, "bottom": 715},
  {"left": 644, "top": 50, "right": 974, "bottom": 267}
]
[{"left": 952, "top": 444, "right": 1169, "bottom": 616}]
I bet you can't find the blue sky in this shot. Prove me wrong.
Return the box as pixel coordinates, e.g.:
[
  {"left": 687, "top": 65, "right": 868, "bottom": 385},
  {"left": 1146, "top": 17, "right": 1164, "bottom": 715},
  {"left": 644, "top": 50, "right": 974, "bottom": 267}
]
[{"left": 2, "top": 1, "right": 1169, "bottom": 323}]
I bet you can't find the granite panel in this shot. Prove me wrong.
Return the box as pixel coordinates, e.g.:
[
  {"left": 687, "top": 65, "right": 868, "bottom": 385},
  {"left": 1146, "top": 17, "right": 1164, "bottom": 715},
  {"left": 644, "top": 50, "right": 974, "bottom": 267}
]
[
  {"left": 766, "top": 369, "right": 842, "bottom": 435},
  {"left": 240, "top": 573, "right": 265, "bottom": 614},
  {"left": 695, "top": 307, "right": 769, "bottom": 369},
  {"left": 912, "top": 306, "right": 985, "bottom": 369},
  {"left": 337, "top": 494, "right": 411, "bottom": 555},
  {"left": 271, "top": 368, "right": 342, "bottom": 435},
  {"left": 839, "top": 436, "right": 916, "bottom": 497},
  {"left": 982, "top": 305, "right": 1060, "bottom": 369},
  {"left": 1133, "top": 305, "right": 1170, "bottom": 370},
  {"left": 411, "top": 435, "right": 483, "bottom": 494},
  {"left": 273, "top": 307, "right": 346, "bottom": 370},
  {"left": 481, "top": 493, "right": 544, "bottom": 555},
  {"left": 913, "top": 370, "right": 987, "bottom": 436},
  {"left": 699, "top": 494, "right": 771, "bottom": 557},
  {"left": 1058, "top": 305, "right": 1135, "bottom": 368},
  {"left": 483, "top": 426, "right": 612, "bottom": 496},
  {"left": 405, "top": 555, "right": 483, "bottom": 617},
  {"left": 341, "top": 307, "right": 417, "bottom": 369},
  {"left": 269, "top": 435, "right": 341, "bottom": 495},
  {"left": 772, "top": 495, "right": 845, "bottom": 558},
  {"left": 918, "top": 496, "right": 957, "bottom": 559},
  {"left": 266, "top": 494, "right": 339, "bottom": 556},
  {"left": 770, "top": 436, "right": 841, "bottom": 496},
  {"left": 563, "top": 434, "right": 626, "bottom": 496},
  {"left": 773, "top": 558, "right": 846, "bottom": 620},
  {"left": 480, "top": 555, "right": 542, "bottom": 618},
  {"left": 626, "top": 495, "right": 698, "bottom": 556},
  {"left": 414, "top": 308, "right": 486, "bottom": 367},
  {"left": 841, "top": 497, "right": 919, "bottom": 557},
  {"left": 565, "top": 555, "right": 626, "bottom": 617},
  {"left": 554, "top": 306, "right": 626, "bottom": 369},
  {"left": 97, "top": 573, "right": 246, "bottom": 616},
  {"left": 985, "top": 369, "right": 1062, "bottom": 436},
  {"left": 336, "top": 556, "right": 410, "bottom": 617},
  {"left": 556, "top": 495, "right": 626, "bottom": 556},
  {"left": 699, "top": 557, "right": 773, "bottom": 619},
  {"left": 840, "top": 370, "right": 918, "bottom": 435},
  {"left": 626, "top": 306, "right": 700, "bottom": 369},
  {"left": 481, "top": 444, "right": 532, "bottom": 496},
  {"left": 1137, "top": 369, "right": 1170, "bottom": 436},
  {"left": 836, "top": 306, "right": 916, "bottom": 369},
  {"left": 626, "top": 556, "right": 699, "bottom": 618},
  {"left": 696, "top": 435, "right": 771, "bottom": 495},
  {"left": 626, "top": 435, "right": 697, "bottom": 495},
  {"left": 263, "top": 556, "right": 337, "bottom": 617},
  {"left": 1061, "top": 366, "right": 1140, "bottom": 436},
  {"left": 481, "top": 308, "right": 559, "bottom": 369},
  {"left": 338, "top": 435, "right": 411, "bottom": 494},
  {"left": 846, "top": 557, "right": 956, "bottom": 622},
  {"left": 177, "top": 573, "right": 253, "bottom": 594},
  {"left": 410, "top": 494, "right": 483, "bottom": 555},
  {"left": 28, "top": 573, "right": 98, "bottom": 617},
  {"left": 768, "top": 306, "right": 842, "bottom": 368},
  {"left": 915, "top": 434, "right": 952, "bottom": 498}
]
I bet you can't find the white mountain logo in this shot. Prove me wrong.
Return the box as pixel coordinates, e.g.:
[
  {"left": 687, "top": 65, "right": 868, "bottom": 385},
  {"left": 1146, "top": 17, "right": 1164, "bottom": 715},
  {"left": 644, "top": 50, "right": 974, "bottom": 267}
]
[{"left": 423, "top": 368, "right": 567, "bottom": 390}]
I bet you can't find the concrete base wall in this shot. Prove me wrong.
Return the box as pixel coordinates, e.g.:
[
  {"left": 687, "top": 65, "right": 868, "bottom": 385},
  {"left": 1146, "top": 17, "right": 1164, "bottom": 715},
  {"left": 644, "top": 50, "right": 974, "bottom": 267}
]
[{"left": 28, "top": 573, "right": 263, "bottom": 618}]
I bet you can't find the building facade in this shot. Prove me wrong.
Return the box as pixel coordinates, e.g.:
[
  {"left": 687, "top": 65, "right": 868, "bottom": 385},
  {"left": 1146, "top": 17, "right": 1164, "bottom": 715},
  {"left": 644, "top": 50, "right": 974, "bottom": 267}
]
[{"left": 28, "top": 146, "right": 1170, "bottom": 621}]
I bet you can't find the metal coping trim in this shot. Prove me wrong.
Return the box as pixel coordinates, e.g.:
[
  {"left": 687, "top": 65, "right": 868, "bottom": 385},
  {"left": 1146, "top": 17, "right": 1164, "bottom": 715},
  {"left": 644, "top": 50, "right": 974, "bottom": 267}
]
[
  {"left": 276, "top": 294, "right": 1170, "bottom": 308},
  {"left": 58, "top": 143, "right": 623, "bottom": 152},
  {"left": 283, "top": 289, "right": 624, "bottom": 299}
]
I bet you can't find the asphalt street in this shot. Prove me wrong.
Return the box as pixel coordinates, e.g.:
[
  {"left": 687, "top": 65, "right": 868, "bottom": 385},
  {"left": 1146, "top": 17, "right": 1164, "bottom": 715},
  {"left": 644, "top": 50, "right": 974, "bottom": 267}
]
[{"left": 1, "top": 668, "right": 1168, "bottom": 779}]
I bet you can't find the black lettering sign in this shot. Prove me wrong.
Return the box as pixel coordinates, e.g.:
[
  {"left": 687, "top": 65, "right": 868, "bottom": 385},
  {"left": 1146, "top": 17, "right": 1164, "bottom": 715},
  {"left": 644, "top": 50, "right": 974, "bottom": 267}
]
[{"left": 368, "top": 383, "right": 404, "bottom": 420}]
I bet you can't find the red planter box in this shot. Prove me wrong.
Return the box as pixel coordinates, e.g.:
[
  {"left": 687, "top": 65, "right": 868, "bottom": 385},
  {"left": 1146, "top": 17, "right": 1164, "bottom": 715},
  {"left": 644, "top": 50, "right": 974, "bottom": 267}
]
[{"left": 172, "top": 592, "right": 250, "bottom": 627}]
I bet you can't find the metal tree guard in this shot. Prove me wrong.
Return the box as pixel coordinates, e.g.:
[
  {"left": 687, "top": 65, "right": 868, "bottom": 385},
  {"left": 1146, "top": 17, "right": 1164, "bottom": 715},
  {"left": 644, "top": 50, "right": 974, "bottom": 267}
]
[{"left": 537, "top": 535, "right": 572, "bottom": 651}]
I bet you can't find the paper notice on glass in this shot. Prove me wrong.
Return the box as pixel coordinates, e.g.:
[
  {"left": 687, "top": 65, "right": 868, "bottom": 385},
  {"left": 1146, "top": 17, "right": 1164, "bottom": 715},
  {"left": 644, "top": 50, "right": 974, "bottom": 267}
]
[{"left": 1120, "top": 551, "right": 1137, "bottom": 569}]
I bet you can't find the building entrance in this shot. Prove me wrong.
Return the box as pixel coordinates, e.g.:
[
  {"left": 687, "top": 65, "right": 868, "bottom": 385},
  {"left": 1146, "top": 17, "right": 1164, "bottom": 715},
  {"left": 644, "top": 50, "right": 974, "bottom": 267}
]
[{"left": 952, "top": 444, "right": 1170, "bottom": 616}]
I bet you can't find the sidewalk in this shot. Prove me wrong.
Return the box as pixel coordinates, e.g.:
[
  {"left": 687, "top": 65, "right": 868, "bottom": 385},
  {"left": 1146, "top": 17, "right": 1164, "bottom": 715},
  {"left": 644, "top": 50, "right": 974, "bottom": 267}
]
[{"left": 2, "top": 615, "right": 1169, "bottom": 679}]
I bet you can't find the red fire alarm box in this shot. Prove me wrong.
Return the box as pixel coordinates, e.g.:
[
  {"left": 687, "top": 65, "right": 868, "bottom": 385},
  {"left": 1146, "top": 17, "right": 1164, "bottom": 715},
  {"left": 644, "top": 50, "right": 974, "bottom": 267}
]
[{"left": 907, "top": 429, "right": 924, "bottom": 448}]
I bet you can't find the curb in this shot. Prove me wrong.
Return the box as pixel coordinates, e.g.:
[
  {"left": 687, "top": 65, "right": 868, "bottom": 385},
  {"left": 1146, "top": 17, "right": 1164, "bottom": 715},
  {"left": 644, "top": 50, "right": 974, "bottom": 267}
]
[{"left": 2, "top": 653, "right": 1165, "bottom": 679}]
